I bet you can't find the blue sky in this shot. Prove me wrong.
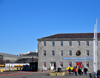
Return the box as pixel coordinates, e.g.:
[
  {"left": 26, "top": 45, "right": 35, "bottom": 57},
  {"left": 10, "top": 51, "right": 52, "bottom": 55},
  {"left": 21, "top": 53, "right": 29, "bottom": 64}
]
[{"left": 0, "top": 0, "right": 100, "bottom": 55}]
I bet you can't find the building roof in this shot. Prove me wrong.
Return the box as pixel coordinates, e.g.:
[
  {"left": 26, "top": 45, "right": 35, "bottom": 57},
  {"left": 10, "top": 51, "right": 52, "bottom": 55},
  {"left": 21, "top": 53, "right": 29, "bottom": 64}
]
[
  {"left": 0, "top": 52, "right": 18, "bottom": 58},
  {"left": 15, "top": 58, "right": 38, "bottom": 63},
  {"left": 37, "top": 33, "right": 100, "bottom": 40},
  {"left": 19, "top": 52, "right": 38, "bottom": 57},
  {"left": 23, "top": 52, "right": 38, "bottom": 56}
]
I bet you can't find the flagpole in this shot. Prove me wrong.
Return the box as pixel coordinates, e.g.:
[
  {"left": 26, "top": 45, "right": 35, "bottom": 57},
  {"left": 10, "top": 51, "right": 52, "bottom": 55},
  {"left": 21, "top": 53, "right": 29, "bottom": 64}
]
[
  {"left": 93, "top": 19, "right": 97, "bottom": 77},
  {"left": 95, "top": 18, "right": 97, "bottom": 77}
]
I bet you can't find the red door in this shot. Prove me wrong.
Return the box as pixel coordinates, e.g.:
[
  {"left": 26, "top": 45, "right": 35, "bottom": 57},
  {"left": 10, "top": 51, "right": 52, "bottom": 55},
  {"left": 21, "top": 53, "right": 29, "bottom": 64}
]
[{"left": 76, "top": 62, "right": 82, "bottom": 68}]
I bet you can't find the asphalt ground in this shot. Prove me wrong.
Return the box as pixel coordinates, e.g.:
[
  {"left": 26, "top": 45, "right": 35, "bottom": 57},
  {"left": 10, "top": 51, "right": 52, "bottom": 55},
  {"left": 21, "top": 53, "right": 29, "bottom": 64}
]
[
  {"left": 0, "top": 75, "right": 91, "bottom": 78},
  {"left": 0, "top": 71, "right": 94, "bottom": 78}
]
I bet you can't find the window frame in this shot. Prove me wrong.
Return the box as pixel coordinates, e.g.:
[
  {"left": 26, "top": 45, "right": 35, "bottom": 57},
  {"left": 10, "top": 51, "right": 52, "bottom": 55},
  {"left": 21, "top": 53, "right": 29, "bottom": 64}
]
[
  {"left": 43, "top": 50, "right": 46, "bottom": 56},
  {"left": 44, "top": 41, "right": 46, "bottom": 46},
  {"left": 86, "top": 50, "right": 89, "bottom": 56},
  {"left": 69, "top": 62, "right": 72, "bottom": 67},
  {"left": 69, "top": 41, "right": 72, "bottom": 46},
  {"left": 86, "top": 62, "right": 89, "bottom": 67},
  {"left": 52, "top": 50, "right": 55, "bottom": 56},
  {"left": 61, "top": 50, "right": 63, "bottom": 56},
  {"left": 52, "top": 41, "right": 55, "bottom": 46},
  {"left": 60, "top": 41, "right": 63, "bottom": 46},
  {"left": 86, "top": 41, "right": 89, "bottom": 46},
  {"left": 43, "top": 62, "right": 46, "bottom": 67},
  {"left": 69, "top": 50, "right": 72, "bottom": 56},
  {"left": 77, "top": 41, "right": 80, "bottom": 46},
  {"left": 60, "top": 62, "right": 63, "bottom": 67}
]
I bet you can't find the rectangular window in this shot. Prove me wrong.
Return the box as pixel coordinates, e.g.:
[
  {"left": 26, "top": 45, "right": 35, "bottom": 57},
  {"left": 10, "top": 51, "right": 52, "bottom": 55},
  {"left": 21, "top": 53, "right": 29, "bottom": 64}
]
[
  {"left": 60, "top": 62, "right": 63, "bottom": 67},
  {"left": 44, "top": 42, "right": 46, "bottom": 46},
  {"left": 69, "top": 41, "right": 72, "bottom": 46},
  {"left": 52, "top": 41, "right": 55, "bottom": 46},
  {"left": 43, "top": 50, "right": 46, "bottom": 56},
  {"left": 86, "top": 41, "right": 89, "bottom": 46},
  {"left": 86, "top": 62, "right": 89, "bottom": 67},
  {"left": 60, "top": 41, "right": 63, "bottom": 46},
  {"left": 43, "top": 62, "right": 46, "bottom": 67},
  {"left": 69, "top": 50, "right": 72, "bottom": 56},
  {"left": 52, "top": 50, "right": 55, "bottom": 56},
  {"left": 78, "top": 41, "right": 80, "bottom": 46},
  {"left": 86, "top": 50, "right": 89, "bottom": 56},
  {"left": 61, "top": 50, "right": 63, "bottom": 56},
  {"left": 69, "top": 62, "right": 72, "bottom": 67}
]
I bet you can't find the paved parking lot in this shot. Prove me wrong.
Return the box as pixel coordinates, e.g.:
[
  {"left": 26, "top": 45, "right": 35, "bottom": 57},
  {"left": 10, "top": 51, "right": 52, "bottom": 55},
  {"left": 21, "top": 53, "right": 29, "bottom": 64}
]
[
  {"left": 0, "top": 71, "right": 94, "bottom": 78},
  {"left": 0, "top": 75, "right": 91, "bottom": 78}
]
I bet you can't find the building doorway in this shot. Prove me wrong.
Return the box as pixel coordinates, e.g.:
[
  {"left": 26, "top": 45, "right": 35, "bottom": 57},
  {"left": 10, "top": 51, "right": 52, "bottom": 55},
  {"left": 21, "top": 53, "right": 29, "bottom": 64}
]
[
  {"left": 30, "top": 62, "right": 38, "bottom": 71},
  {"left": 76, "top": 62, "right": 82, "bottom": 68},
  {"left": 50, "top": 62, "right": 56, "bottom": 70}
]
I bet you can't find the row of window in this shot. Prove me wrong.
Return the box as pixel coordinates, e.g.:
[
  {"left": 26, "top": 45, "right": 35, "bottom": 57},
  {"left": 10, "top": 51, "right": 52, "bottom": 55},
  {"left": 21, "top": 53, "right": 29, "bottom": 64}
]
[
  {"left": 68, "top": 62, "right": 89, "bottom": 67},
  {"left": 43, "top": 50, "right": 89, "bottom": 56},
  {"left": 43, "top": 62, "right": 89, "bottom": 67},
  {"left": 43, "top": 41, "right": 89, "bottom": 46}
]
